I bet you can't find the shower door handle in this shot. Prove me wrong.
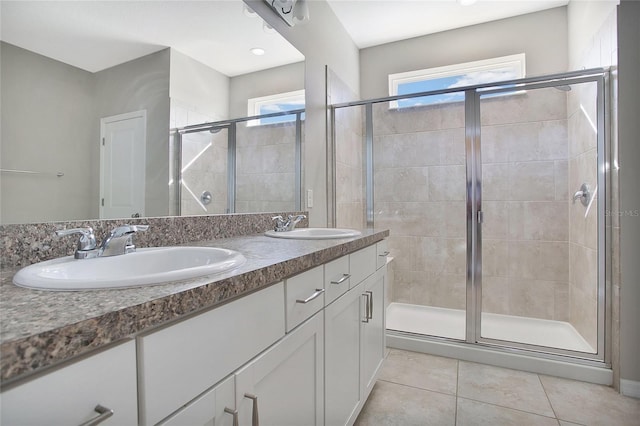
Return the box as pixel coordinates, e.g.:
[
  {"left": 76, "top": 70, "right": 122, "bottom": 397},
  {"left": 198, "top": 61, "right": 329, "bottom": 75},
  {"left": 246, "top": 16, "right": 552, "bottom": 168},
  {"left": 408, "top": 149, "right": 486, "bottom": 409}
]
[{"left": 477, "top": 211, "right": 484, "bottom": 224}]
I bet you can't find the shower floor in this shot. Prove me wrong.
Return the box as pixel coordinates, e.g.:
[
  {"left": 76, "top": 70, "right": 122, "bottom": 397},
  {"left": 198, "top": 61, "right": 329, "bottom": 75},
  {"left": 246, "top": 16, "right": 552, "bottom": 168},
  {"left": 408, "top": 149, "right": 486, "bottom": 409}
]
[{"left": 386, "top": 302, "right": 595, "bottom": 353}]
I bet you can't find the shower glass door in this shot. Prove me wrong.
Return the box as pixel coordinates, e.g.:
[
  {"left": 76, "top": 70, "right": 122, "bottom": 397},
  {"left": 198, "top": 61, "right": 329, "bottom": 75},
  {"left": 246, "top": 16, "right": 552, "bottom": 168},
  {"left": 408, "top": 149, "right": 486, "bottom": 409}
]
[
  {"left": 477, "top": 78, "right": 604, "bottom": 357},
  {"left": 372, "top": 92, "right": 468, "bottom": 340}
]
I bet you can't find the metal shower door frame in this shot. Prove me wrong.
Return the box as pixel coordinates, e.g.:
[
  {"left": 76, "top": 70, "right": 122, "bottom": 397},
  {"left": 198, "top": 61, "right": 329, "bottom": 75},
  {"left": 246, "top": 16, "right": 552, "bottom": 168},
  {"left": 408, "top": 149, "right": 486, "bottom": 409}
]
[
  {"left": 466, "top": 73, "right": 609, "bottom": 364},
  {"left": 332, "top": 68, "right": 610, "bottom": 366}
]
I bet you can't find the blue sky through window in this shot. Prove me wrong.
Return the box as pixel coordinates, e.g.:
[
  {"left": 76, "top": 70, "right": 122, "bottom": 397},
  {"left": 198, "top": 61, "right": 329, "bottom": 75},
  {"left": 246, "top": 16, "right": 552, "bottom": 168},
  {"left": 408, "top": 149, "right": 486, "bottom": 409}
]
[
  {"left": 394, "top": 67, "right": 520, "bottom": 108},
  {"left": 258, "top": 102, "right": 305, "bottom": 124}
]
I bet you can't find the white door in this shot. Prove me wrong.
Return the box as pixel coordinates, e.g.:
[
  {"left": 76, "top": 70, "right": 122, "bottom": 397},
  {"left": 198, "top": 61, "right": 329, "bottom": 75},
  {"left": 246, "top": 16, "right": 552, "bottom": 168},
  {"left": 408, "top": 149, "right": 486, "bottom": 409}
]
[{"left": 100, "top": 111, "right": 146, "bottom": 219}]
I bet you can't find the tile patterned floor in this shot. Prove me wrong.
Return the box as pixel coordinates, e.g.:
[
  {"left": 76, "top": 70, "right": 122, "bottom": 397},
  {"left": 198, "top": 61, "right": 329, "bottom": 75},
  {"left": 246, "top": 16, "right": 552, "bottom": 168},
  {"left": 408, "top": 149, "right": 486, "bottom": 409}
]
[{"left": 355, "top": 349, "right": 640, "bottom": 426}]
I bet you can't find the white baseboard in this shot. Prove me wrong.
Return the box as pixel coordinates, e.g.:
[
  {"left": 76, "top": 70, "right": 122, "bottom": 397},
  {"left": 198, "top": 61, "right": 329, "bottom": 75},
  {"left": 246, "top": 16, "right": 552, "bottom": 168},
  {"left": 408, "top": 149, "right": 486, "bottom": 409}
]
[{"left": 620, "top": 379, "right": 640, "bottom": 398}]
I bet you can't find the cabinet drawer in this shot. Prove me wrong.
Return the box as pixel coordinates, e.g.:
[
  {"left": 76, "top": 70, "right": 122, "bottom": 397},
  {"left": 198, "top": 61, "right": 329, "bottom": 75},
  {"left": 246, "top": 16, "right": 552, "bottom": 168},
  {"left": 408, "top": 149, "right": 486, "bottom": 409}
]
[
  {"left": 1, "top": 340, "right": 138, "bottom": 426},
  {"left": 159, "top": 375, "right": 235, "bottom": 426},
  {"left": 285, "top": 265, "right": 324, "bottom": 332},
  {"left": 324, "top": 255, "right": 350, "bottom": 305},
  {"left": 349, "top": 245, "right": 376, "bottom": 288},
  {"left": 138, "top": 282, "right": 285, "bottom": 426},
  {"left": 376, "top": 239, "right": 389, "bottom": 270}
]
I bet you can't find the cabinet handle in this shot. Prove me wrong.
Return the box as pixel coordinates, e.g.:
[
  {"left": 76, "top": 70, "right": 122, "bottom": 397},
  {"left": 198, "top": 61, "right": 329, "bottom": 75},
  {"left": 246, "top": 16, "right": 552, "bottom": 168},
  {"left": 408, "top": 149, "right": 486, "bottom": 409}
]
[
  {"left": 224, "top": 407, "right": 239, "bottom": 426},
  {"left": 362, "top": 293, "right": 371, "bottom": 323},
  {"left": 330, "top": 273, "right": 350, "bottom": 285},
  {"left": 244, "top": 393, "right": 260, "bottom": 426},
  {"left": 366, "top": 290, "right": 374, "bottom": 319},
  {"left": 78, "top": 405, "right": 114, "bottom": 426},
  {"left": 378, "top": 251, "right": 390, "bottom": 257},
  {"left": 296, "top": 288, "right": 325, "bottom": 304}
]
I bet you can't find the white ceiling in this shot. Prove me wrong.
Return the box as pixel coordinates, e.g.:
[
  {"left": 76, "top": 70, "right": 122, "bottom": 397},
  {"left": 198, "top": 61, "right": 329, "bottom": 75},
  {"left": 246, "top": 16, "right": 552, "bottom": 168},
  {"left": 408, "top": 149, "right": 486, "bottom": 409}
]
[
  {"left": 326, "top": 0, "right": 569, "bottom": 49},
  {"left": 0, "top": 0, "right": 568, "bottom": 76},
  {"left": 0, "top": 0, "right": 304, "bottom": 76}
]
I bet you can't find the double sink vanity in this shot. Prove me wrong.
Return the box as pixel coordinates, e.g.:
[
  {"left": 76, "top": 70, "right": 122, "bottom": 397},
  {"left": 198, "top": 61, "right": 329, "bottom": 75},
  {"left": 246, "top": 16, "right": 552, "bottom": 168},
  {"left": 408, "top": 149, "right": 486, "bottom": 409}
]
[{"left": 0, "top": 215, "right": 389, "bottom": 426}]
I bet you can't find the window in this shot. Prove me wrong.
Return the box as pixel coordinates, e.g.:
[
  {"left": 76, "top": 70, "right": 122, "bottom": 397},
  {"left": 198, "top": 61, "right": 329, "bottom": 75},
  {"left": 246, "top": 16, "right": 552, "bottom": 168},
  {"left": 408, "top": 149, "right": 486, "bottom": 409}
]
[
  {"left": 247, "top": 89, "right": 305, "bottom": 126},
  {"left": 388, "top": 54, "right": 526, "bottom": 108}
]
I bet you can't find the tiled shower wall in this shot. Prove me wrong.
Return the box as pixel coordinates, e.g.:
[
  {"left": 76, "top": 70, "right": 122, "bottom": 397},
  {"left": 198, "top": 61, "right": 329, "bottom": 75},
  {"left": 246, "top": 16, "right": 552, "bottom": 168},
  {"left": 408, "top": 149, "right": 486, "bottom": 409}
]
[
  {"left": 567, "top": 8, "right": 618, "bottom": 354},
  {"left": 235, "top": 121, "right": 300, "bottom": 214},
  {"left": 373, "top": 100, "right": 468, "bottom": 310},
  {"left": 374, "top": 89, "right": 572, "bottom": 322},
  {"left": 480, "top": 88, "right": 570, "bottom": 322}
]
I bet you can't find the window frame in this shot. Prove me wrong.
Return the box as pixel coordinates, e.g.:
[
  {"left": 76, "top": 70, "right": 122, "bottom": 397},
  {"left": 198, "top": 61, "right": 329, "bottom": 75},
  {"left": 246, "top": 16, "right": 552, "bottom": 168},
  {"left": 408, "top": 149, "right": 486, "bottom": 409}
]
[
  {"left": 246, "top": 89, "right": 305, "bottom": 126},
  {"left": 388, "top": 53, "right": 526, "bottom": 109}
]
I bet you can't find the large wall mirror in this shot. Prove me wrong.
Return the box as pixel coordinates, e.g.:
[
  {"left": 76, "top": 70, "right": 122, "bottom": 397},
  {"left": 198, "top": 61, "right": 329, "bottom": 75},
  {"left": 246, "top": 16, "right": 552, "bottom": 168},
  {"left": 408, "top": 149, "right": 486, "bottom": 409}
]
[{"left": 0, "top": 0, "right": 304, "bottom": 225}]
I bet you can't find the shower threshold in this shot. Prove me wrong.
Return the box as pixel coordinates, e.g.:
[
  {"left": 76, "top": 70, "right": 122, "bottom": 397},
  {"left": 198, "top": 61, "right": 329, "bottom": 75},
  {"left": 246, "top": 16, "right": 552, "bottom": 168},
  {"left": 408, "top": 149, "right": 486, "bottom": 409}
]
[{"left": 386, "top": 302, "right": 595, "bottom": 353}]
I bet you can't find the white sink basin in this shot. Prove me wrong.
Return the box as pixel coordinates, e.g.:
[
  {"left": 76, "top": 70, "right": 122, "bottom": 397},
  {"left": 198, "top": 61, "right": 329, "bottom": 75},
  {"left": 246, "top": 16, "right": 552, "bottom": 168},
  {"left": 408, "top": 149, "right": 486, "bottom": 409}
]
[
  {"left": 264, "top": 228, "right": 362, "bottom": 240},
  {"left": 13, "top": 247, "right": 246, "bottom": 291}
]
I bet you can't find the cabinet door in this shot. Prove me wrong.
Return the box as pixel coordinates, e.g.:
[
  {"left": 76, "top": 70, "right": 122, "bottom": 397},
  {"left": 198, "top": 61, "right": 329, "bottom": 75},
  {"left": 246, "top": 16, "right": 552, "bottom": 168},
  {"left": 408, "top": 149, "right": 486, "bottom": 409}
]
[
  {"left": 325, "top": 280, "right": 364, "bottom": 426},
  {"left": 0, "top": 340, "right": 137, "bottom": 426},
  {"left": 159, "top": 375, "right": 235, "bottom": 426},
  {"left": 235, "top": 313, "right": 324, "bottom": 426},
  {"left": 361, "top": 267, "right": 386, "bottom": 399}
]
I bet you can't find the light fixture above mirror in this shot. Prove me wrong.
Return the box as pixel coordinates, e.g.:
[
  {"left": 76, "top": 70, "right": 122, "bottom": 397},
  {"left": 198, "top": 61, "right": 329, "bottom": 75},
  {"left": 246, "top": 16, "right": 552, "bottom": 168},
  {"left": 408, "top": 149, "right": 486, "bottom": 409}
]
[{"left": 265, "top": 0, "right": 310, "bottom": 26}]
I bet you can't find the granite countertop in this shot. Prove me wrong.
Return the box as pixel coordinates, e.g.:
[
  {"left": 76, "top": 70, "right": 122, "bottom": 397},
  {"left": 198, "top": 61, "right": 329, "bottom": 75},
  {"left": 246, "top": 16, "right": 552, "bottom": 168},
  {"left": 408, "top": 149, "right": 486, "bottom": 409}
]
[{"left": 0, "top": 229, "right": 388, "bottom": 385}]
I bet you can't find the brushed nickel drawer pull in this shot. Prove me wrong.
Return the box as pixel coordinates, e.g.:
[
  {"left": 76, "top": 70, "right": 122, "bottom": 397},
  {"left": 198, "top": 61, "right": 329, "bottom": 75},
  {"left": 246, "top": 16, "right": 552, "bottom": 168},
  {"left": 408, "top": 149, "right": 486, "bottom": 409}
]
[
  {"left": 362, "top": 293, "right": 371, "bottom": 323},
  {"left": 244, "top": 393, "right": 260, "bottom": 426},
  {"left": 330, "top": 274, "right": 350, "bottom": 285},
  {"left": 224, "top": 407, "right": 239, "bottom": 426},
  {"left": 296, "top": 288, "right": 325, "bottom": 304},
  {"left": 78, "top": 405, "right": 113, "bottom": 426}
]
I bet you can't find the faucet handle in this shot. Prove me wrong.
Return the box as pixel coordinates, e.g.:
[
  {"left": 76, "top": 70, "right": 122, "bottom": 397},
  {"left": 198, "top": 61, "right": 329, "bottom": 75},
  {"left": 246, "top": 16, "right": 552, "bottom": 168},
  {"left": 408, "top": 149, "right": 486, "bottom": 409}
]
[
  {"left": 110, "top": 224, "right": 149, "bottom": 237},
  {"left": 271, "top": 216, "right": 288, "bottom": 232},
  {"left": 55, "top": 227, "right": 97, "bottom": 251}
]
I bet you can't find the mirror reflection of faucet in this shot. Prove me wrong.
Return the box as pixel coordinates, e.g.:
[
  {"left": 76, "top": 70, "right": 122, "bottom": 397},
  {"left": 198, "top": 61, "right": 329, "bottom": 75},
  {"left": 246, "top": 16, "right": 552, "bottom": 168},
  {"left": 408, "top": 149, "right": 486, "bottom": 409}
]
[
  {"left": 55, "top": 224, "right": 149, "bottom": 259},
  {"left": 573, "top": 183, "right": 591, "bottom": 207},
  {"left": 271, "top": 214, "right": 307, "bottom": 232}
]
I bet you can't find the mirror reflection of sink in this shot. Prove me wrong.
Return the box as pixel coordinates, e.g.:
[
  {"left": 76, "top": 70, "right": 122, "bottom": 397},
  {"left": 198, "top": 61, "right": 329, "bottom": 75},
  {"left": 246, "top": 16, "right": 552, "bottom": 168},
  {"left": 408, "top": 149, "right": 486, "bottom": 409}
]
[
  {"left": 264, "top": 228, "right": 362, "bottom": 240},
  {"left": 13, "top": 247, "right": 246, "bottom": 291}
]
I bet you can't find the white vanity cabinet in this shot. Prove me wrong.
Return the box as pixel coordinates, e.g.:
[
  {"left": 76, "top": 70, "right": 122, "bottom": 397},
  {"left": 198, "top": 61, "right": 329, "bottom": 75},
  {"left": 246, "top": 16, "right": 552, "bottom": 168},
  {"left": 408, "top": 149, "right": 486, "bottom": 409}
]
[
  {"left": 158, "top": 375, "right": 236, "bottom": 426},
  {"left": 0, "top": 340, "right": 138, "bottom": 426},
  {"left": 137, "top": 282, "right": 285, "bottom": 426},
  {"left": 235, "top": 312, "right": 324, "bottom": 426},
  {"left": 1, "top": 238, "right": 388, "bottom": 426},
  {"left": 325, "top": 241, "right": 388, "bottom": 426}
]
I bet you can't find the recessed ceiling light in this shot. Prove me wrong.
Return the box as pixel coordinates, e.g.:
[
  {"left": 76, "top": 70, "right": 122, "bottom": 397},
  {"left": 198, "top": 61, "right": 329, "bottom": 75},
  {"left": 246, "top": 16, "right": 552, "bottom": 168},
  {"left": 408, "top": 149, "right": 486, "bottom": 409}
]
[
  {"left": 250, "top": 47, "right": 265, "bottom": 56},
  {"left": 458, "top": 0, "right": 478, "bottom": 5}
]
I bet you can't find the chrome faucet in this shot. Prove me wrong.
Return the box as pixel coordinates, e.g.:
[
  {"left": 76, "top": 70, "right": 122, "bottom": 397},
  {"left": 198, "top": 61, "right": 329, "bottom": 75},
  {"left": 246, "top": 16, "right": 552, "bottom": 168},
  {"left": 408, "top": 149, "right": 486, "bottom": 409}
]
[
  {"left": 55, "top": 224, "right": 149, "bottom": 259},
  {"left": 271, "top": 214, "right": 306, "bottom": 232}
]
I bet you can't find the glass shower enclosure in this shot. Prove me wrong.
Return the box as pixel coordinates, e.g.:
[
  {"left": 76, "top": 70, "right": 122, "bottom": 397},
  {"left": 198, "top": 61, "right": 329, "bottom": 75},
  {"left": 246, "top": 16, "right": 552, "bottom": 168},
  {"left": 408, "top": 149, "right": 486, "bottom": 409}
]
[
  {"left": 332, "top": 69, "right": 610, "bottom": 364},
  {"left": 174, "top": 110, "right": 304, "bottom": 215}
]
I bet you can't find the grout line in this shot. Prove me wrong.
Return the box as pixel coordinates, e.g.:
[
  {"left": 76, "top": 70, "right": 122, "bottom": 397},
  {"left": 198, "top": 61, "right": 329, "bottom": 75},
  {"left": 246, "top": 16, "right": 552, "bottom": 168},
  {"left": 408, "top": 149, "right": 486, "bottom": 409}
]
[
  {"left": 376, "top": 378, "right": 457, "bottom": 399},
  {"left": 538, "top": 373, "right": 561, "bottom": 422},
  {"left": 456, "top": 395, "right": 561, "bottom": 422},
  {"left": 454, "top": 359, "right": 460, "bottom": 425}
]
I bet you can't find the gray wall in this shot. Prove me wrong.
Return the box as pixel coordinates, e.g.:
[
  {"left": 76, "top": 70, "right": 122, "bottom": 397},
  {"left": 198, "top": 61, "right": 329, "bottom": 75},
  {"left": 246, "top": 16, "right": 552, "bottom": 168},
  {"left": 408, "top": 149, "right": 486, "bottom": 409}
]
[
  {"left": 94, "top": 49, "right": 171, "bottom": 218},
  {"left": 170, "top": 49, "right": 229, "bottom": 121},
  {"left": 246, "top": 0, "right": 360, "bottom": 227},
  {"left": 617, "top": 0, "right": 640, "bottom": 391},
  {"left": 359, "top": 7, "right": 568, "bottom": 100},
  {"left": 0, "top": 42, "right": 95, "bottom": 224},
  {"left": 229, "top": 61, "right": 305, "bottom": 119}
]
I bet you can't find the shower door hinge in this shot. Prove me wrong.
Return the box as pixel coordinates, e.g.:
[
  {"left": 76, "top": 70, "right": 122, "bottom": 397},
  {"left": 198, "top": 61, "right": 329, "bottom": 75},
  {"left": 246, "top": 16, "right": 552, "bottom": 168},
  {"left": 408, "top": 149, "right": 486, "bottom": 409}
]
[
  {"left": 477, "top": 211, "right": 484, "bottom": 224},
  {"left": 101, "top": 198, "right": 105, "bottom": 207},
  {"left": 102, "top": 137, "right": 105, "bottom": 146}
]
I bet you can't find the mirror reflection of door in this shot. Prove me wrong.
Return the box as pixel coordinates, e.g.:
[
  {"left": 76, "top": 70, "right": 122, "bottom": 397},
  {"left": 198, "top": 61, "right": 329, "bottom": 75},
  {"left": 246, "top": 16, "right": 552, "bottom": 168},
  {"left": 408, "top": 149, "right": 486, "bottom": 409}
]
[{"left": 100, "top": 110, "right": 146, "bottom": 219}]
